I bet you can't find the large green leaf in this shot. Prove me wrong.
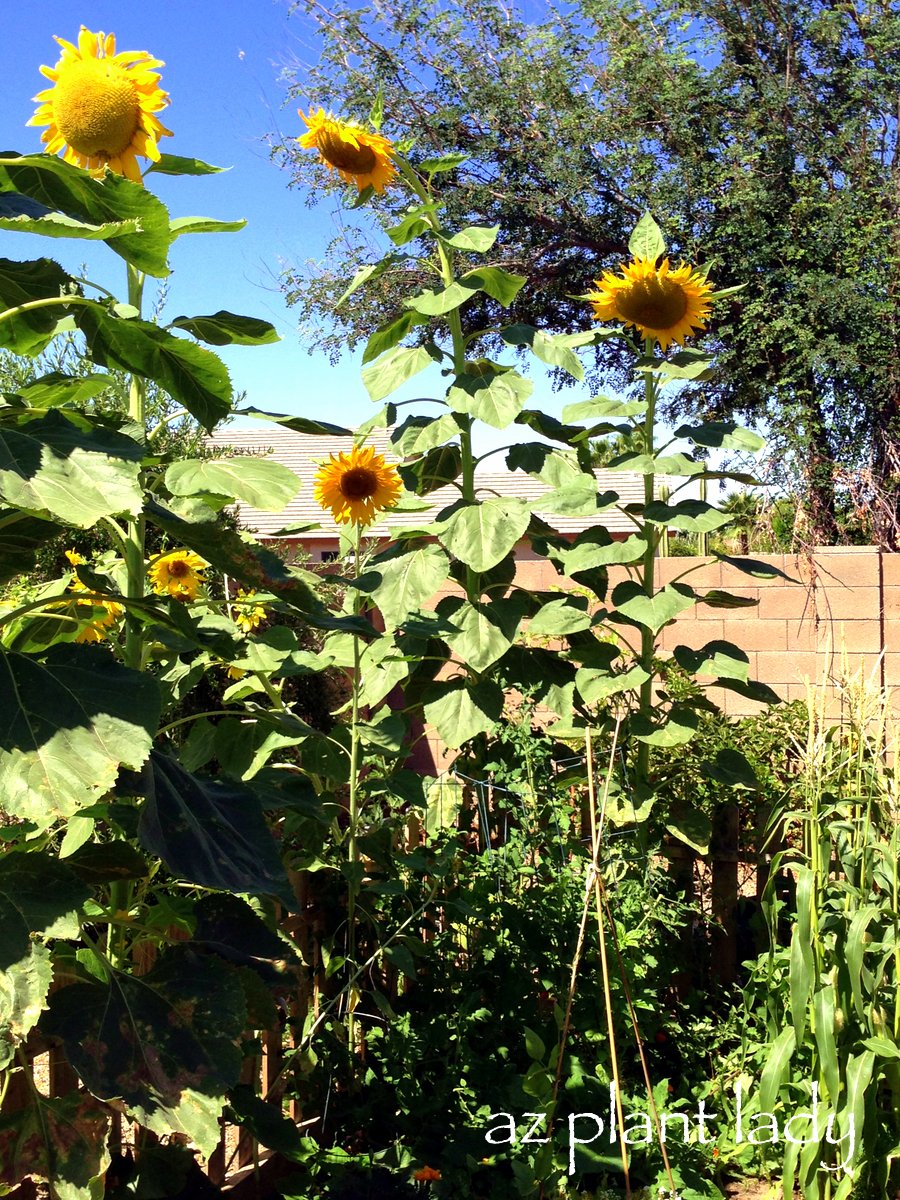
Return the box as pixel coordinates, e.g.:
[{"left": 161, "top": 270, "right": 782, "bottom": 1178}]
[
  {"left": 43, "top": 949, "right": 246, "bottom": 1157},
  {"left": 423, "top": 679, "right": 503, "bottom": 749},
  {"left": 559, "top": 533, "right": 647, "bottom": 572},
  {"left": 0, "top": 154, "right": 173, "bottom": 277},
  {"left": 362, "top": 344, "right": 441, "bottom": 402},
  {"left": 169, "top": 311, "right": 279, "bottom": 346},
  {"left": 665, "top": 807, "right": 712, "bottom": 854},
  {"left": 192, "top": 893, "right": 300, "bottom": 983},
  {"left": 0, "top": 852, "right": 89, "bottom": 970},
  {"left": 165, "top": 456, "right": 299, "bottom": 510},
  {"left": 441, "top": 598, "right": 520, "bottom": 672},
  {"left": 391, "top": 412, "right": 460, "bottom": 457},
  {"left": 576, "top": 664, "right": 649, "bottom": 704},
  {"left": 447, "top": 363, "right": 533, "bottom": 428},
  {"left": 673, "top": 640, "right": 750, "bottom": 682},
  {"left": 138, "top": 751, "right": 295, "bottom": 907},
  {"left": 501, "top": 325, "right": 593, "bottom": 381},
  {"left": 13, "top": 371, "right": 111, "bottom": 408},
  {"left": 406, "top": 279, "right": 477, "bottom": 315},
  {"left": 0, "top": 210, "right": 139, "bottom": 242},
  {"left": 528, "top": 596, "right": 592, "bottom": 638},
  {"left": 0, "top": 409, "right": 143, "bottom": 525},
  {"left": 146, "top": 154, "right": 228, "bottom": 176},
  {"left": 0, "top": 645, "right": 161, "bottom": 828},
  {"left": 168, "top": 216, "right": 246, "bottom": 237},
  {"left": 610, "top": 580, "right": 697, "bottom": 632},
  {"left": 0, "top": 1091, "right": 110, "bottom": 1200},
  {"left": 445, "top": 224, "right": 499, "bottom": 252},
  {"left": 438, "top": 498, "right": 530, "bottom": 571},
  {"left": 399, "top": 444, "right": 462, "bottom": 495},
  {"left": 675, "top": 420, "right": 765, "bottom": 453},
  {"left": 369, "top": 543, "right": 450, "bottom": 631},
  {"left": 0, "top": 509, "right": 64, "bottom": 583},
  {"left": 462, "top": 266, "right": 527, "bottom": 305},
  {"left": 632, "top": 706, "right": 700, "bottom": 746},
  {"left": 643, "top": 500, "right": 733, "bottom": 533},
  {"left": 76, "top": 306, "right": 232, "bottom": 432},
  {"left": 0, "top": 943, "right": 51, "bottom": 1073},
  {"left": 0, "top": 256, "right": 76, "bottom": 354}
]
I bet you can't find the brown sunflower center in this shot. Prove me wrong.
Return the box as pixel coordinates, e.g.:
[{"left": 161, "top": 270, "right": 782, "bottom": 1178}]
[
  {"left": 615, "top": 276, "right": 689, "bottom": 331},
  {"left": 168, "top": 560, "right": 191, "bottom": 578},
  {"left": 340, "top": 467, "right": 379, "bottom": 501},
  {"left": 52, "top": 58, "right": 141, "bottom": 158},
  {"left": 317, "top": 129, "right": 377, "bottom": 175}
]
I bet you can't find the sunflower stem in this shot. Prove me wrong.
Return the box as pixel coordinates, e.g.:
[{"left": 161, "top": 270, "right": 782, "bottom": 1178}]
[
  {"left": 123, "top": 264, "right": 147, "bottom": 673},
  {"left": 346, "top": 521, "right": 364, "bottom": 1052},
  {"left": 636, "top": 336, "right": 660, "bottom": 790},
  {"left": 397, "top": 155, "right": 478, "bottom": 601}
]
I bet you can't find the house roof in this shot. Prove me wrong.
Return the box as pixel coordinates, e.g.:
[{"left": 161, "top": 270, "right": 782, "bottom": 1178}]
[{"left": 205, "top": 427, "right": 662, "bottom": 539}]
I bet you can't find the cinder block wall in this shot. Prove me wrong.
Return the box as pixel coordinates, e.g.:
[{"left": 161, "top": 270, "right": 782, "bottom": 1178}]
[{"left": 422, "top": 547, "right": 896, "bottom": 769}]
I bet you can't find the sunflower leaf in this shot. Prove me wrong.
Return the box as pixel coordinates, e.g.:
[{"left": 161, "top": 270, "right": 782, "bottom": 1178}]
[
  {"left": 239, "top": 407, "right": 352, "bottom": 436},
  {"left": 446, "top": 225, "right": 500, "bottom": 252},
  {"left": 361, "top": 344, "right": 442, "bottom": 403},
  {"left": 675, "top": 420, "right": 766, "bottom": 452},
  {"left": 146, "top": 154, "right": 228, "bottom": 176},
  {"left": 168, "top": 216, "right": 247, "bottom": 237},
  {"left": 76, "top": 306, "right": 233, "bottom": 432},
  {"left": 0, "top": 155, "right": 173, "bottom": 277},
  {"left": 422, "top": 678, "right": 503, "bottom": 749},
  {"left": 0, "top": 257, "right": 79, "bottom": 355},
  {"left": 447, "top": 363, "right": 533, "bottom": 428},
  {"left": 463, "top": 266, "right": 527, "bottom": 306},
  {"left": 170, "top": 311, "right": 279, "bottom": 346},
  {"left": 437, "top": 498, "right": 530, "bottom": 571},
  {"left": 628, "top": 212, "right": 666, "bottom": 261},
  {"left": 165, "top": 457, "right": 299, "bottom": 511},
  {"left": 0, "top": 212, "right": 140, "bottom": 241}
]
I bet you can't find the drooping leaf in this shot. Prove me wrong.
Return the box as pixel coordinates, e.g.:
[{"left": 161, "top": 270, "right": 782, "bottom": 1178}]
[
  {"left": 43, "top": 948, "right": 246, "bottom": 1157},
  {"left": 0, "top": 409, "right": 143, "bottom": 525},
  {"left": 712, "top": 552, "right": 800, "bottom": 583},
  {"left": 501, "top": 324, "right": 593, "bottom": 380},
  {"left": 13, "top": 371, "right": 111, "bottom": 408},
  {"left": 363, "top": 310, "right": 424, "bottom": 363},
  {"left": 698, "top": 589, "right": 759, "bottom": 609},
  {"left": 0, "top": 1091, "right": 110, "bottom": 1200},
  {"left": 0, "top": 852, "right": 91, "bottom": 969},
  {"left": 463, "top": 266, "right": 527, "bottom": 305},
  {"left": 528, "top": 596, "right": 592, "bottom": 638},
  {"left": 610, "top": 580, "right": 697, "bottom": 632},
  {"left": 0, "top": 256, "right": 76, "bottom": 354},
  {"left": 168, "top": 216, "right": 246, "bottom": 237},
  {"left": 702, "top": 748, "right": 759, "bottom": 789},
  {"left": 406, "top": 279, "right": 477, "bottom": 315},
  {"left": 643, "top": 499, "right": 733, "bottom": 533},
  {"left": 665, "top": 806, "right": 712, "bottom": 854},
  {"left": 0, "top": 509, "right": 64, "bottom": 583},
  {"left": 438, "top": 498, "right": 530, "bottom": 572},
  {"left": 576, "top": 664, "right": 650, "bottom": 704},
  {"left": 239, "top": 407, "right": 352, "bottom": 436},
  {"left": 0, "top": 644, "right": 161, "bottom": 828},
  {"left": 391, "top": 412, "right": 460, "bottom": 457},
  {"left": 369, "top": 543, "right": 451, "bottom": 631},
  {"left": 0, "top": 211, "right": 140, "bottom": 241},
  {"left": 165, "top": 456, "right": 299, "bottom": 510},
  {"left": 63, "top": 841, "right": 149, "bottom": 886},
  {"left": 0, "top": 154, "right": 173, "bottom": 276},
  {"left": 226, "top": 1085, "right": 313, "bottom": 1161},
  {"left": 146, "top": 154, "right": 228, "bottom": 175},
  {"left": 361, "top": 344, "right": 442, "bottom": 402},
  {"left": 445, "top": 224, "right": 500, "bottom": 252},
  {"left": 447, "top": 363, "right": 533, "bottom": 428},
  {"left": 170, "top": 311, "right": 279, "bottom": 346},
  {"left": 441, "top": 598, "right": 520, "bottom": 672},
  {"left": 632, "top": 705, "right": 701, "bottom": 746},
  {"left": 398, "top": 443, "right": 461, "bottom": 495},
  {"left": 422, "top": 678, "right": 504, "bottom": 749},
  {"left": 559, "top": 533, "right": 646, "bottom": 572},
  {"left": 192, "top": 893, "right": 299, "bottom": 983},
  {"left": 673, "top": 640, "right": 750, "bottom": 682},
  {"left": 675, "top": 420, "right": 765, "bottom": 453},
  {"left": 0, "top": 943, "right": 52, "bottom": 1072},
  {"left": 76, "top": 306, "right": 232, "bottom": 432},
  {"left": 138, "top": 751, "right": 295, "bottom": 907}
]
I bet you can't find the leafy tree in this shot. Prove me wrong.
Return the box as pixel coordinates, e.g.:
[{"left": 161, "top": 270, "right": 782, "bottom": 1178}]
[{"left": 279, "top": 0, "right": 900, "bottom": 543}]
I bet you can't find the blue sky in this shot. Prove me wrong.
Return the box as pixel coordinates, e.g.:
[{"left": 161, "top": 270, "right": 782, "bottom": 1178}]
[{"left": 1, "top": 0, "right": 411, "bottom": 433}]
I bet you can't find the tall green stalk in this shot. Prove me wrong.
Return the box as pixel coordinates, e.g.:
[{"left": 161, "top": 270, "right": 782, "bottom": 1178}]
[
  {"left": 123, "top": 263, "right": 147, "bottom": 674},
  {"left": 636, "top": 337, "right": 659, "bottom": 788}
]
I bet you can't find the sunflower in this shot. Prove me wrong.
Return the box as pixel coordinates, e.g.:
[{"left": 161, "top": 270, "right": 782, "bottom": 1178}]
[
  {"left": 29, "top": 26, "right": 172, "bottom": 184},
  {"left": 148, "top": 549, "right": 206, "bottom": 601},
  {"left": 233, "top": 589, "right": 266, "bottom": 634},
  {"left": 587, "top": 256, "right": 714, "bottom": 351},
  {"left": 314, "top": 444, "right": 402, "bottom": 527},
  {"left": 298, "top": 107, "right": 396, "bottom": 194},
  {"left": 61, "top": 552, "right": 124, "bottom": 642}
]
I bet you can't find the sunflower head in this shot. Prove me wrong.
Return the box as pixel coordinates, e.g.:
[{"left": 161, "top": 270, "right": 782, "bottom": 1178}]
[
  {"left": 298, "top": 107, "right": 396, "bottom": 194},
  {"left": 314, "top": 444, "right": 402, "bottom": 526},
  {"left": 587, "top": 256, "right": 714, "bottom": 351},
  {"left": 148, "top": 549, "right": 206, "bottom": 601},
  {"left": 233, "top": 589, "right": 266, "bottom": 633},
  {"left": 29, "top": 26, "right": 172, "bottom": 184}
]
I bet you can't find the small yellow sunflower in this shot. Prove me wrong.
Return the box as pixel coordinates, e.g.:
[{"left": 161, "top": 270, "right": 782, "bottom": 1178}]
[
  {"left": 29, "top": 26, "right": 172, "bottom": 184},
  {"left": 233, "top": 589, "right": 266, "bottom": 634},
  {"left": 298, "top": 107, "right": 396, "bottom": 194},
  {"left": 148, "top": 550, "right": 206, "bottom": 601},
  {"left": 60, "top": 556, "right": 124, "bottom": 642},
  {"left": 587, "top": 256, "right": 714, "bottom": 351},
  {"left": 314, "top": 444, "right": 402, "bottom": 526}
]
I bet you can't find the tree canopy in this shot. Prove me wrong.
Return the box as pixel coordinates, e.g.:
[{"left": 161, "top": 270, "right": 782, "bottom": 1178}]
[{"left": 278, "top": 0, "right": 900, "bottom": 544}]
